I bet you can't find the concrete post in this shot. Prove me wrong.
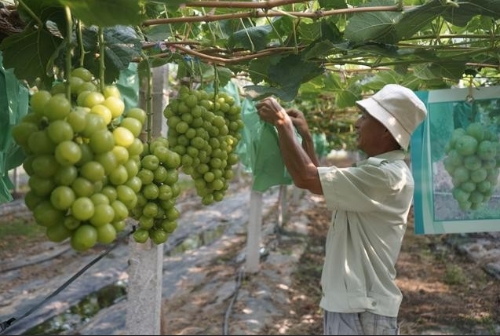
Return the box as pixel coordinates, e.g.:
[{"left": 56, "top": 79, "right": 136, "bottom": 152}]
[
  {"left": 125, "top": 241, "right": 163, "bottom": 334},
  {"left": 151, "top": 65, "right": 168, "bottom": 137},
  {"left": 246, "top": 188, "right": 263, "bottom": 273},
  {"left": 278, "top": 185, "right": 287, "bottom": 228},
  {"left": 125, "top": 64, "right": 168, "bottom": 335}
]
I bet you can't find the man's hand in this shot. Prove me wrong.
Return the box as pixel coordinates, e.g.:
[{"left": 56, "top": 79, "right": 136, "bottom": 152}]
[
  {"left": 255, "top": 97, "right": 287, "bottom": 126},
  {"left": 287, "top": 108, "right": 310, "bottom": 137}
]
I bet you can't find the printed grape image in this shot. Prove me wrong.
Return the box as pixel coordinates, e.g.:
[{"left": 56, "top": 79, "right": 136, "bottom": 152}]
[{"left": 442, "top": 122, "right": 500, "bottom": 211}]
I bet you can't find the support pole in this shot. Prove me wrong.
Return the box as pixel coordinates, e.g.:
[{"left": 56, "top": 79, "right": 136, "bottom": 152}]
[
  {"left": 125, "top": 64, "right": 168, "bottom": 335},
  {"left": 278, "top": 185, "right": 287, "bottom": 228},
  {"left": 245, "top": 188, "right": 263, "bottom": 273},
  {"left": 125, "top": 241, "right": 163, "bottom": 335}
]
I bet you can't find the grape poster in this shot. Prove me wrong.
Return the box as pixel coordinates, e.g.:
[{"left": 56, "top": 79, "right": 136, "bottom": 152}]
[{"left": 411, "top": 86, "right": 500, "bottom": 235}]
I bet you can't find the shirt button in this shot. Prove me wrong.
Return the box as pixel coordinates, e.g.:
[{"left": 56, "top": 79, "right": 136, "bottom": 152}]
[{"left": 372, "top": 302, "right": 377, "bottom": 307}]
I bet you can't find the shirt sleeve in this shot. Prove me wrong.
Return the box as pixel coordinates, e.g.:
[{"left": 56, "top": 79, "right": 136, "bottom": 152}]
[{"left": 318, "top": 164, "right": 398, "bottom": 212}]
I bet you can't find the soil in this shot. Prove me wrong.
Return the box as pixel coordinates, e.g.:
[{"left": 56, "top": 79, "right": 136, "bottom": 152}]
[
  {"left": 1, "top": 164, "right": 500, "bottom": 335},
  {"left": 259, "top": 203, "right": 500, "bottom": 335}
]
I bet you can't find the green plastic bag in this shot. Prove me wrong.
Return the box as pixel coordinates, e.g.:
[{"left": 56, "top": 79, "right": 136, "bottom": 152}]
[
  {"left": 239, "top": 97, "right": 298, "bottom": 192},
  {"left": 0, "top": 51, "right": 30, "bottom": 204},
  {"left": 312, "top": 132, "right": 329, "bottom": 159},
  {"left": 116, "top": 62, "right": 140, "bottom": 112}
]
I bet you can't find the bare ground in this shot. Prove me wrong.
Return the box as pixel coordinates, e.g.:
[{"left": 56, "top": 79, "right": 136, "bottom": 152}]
[
  {"left": 259, "top": 202, "right": 500, "bottom": 335},
  {"left": 1, "top": 168, "right": 500, "bottom": 335},
  {"left": 157, "top": 192, "right": 500, "bottom": 335}
]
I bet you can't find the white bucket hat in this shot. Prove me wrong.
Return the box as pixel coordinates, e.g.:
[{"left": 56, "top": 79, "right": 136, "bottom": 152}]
[{"left": 356, "top": 84, "right": 427, "bottom": 150}]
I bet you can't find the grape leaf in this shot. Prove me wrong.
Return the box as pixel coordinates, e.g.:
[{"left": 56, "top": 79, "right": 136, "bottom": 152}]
[
  {"left": 58, "top": 0, "right": 144, "bottom": 27},
  {"left": 413, "top": 62, "right": 466, "bottom": 81},
  {"left": 227, "top": 26, "right": 272, "bottom": 52},
  {"left": 344, "top": 0, "right": 401, "bottom": 44},
  {"left": 319, "top": 0, "right": 348, "bottom": 9},
  {"left": 77, "top": 26, "right": 142, "bottom": 84},
  {"left": 441, "top": 0, "right": 500, "bottom": 27},
  {"left": 268, "top": 54, "right": 324, "bottom": 90},
  {"left": 0, "top": 28, "right": 62, "bottom": 85},
  {"left": 243, "top": 84, "right": 299, "bottom": 102}
]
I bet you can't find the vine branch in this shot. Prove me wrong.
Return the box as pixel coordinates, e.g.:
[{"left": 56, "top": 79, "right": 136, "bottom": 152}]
[{"left": 142, "top": 5, "right": 401, "bottom": 26}]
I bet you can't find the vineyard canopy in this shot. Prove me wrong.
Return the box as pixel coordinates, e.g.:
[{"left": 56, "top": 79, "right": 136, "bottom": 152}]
[{"left": 0, "top": 0, "right": 499, "bottom": 101}]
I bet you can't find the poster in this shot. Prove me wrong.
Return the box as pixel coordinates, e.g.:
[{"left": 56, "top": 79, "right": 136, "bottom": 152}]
[{"left": 411, "top": 86, "right": 500, "bottom": 235}]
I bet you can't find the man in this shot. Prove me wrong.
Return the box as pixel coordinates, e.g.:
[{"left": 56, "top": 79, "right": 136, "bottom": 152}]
[{"left": 255, "top": 84, "right": 427, "bottom": 335}]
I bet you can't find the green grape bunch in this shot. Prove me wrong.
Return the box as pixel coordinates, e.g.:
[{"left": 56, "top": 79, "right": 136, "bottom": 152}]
[
  {"left": 163, "top": 85, "right": 244, "bottom": 206},
  {"left": 11, "top": 67, "right": 148, "bottom": 252},
  {"left": 442, "top": 122, "right": 500, "bottom": 211},
  {"left": 130, "top": 136, "right": 182, "bottom": 245}
]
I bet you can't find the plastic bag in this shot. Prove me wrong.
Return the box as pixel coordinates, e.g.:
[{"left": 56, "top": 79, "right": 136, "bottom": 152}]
[
  {"left": 0, "top": 51, "right": 29, "bottom": 204},
  {"left": 116, "top": 62, "right": 140, "bottom": 112},
  {"left": 312, "top": 132, "right": 329, "bottom": 159},
  {"left": 239, "top": 97, "right": 299, "bottom": 192}
]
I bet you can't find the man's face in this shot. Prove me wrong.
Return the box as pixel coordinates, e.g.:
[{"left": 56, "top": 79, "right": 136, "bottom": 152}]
[{"left": 354, "top": 110, "right": 388, "bottom": 155}]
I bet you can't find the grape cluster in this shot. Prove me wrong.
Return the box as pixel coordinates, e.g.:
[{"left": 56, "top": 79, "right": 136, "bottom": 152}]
[
  {"left": 11, "top": 67, "right": 147, "bottom": 252},
  {"left": 130, "top": 136, "right": 182, "bottom": 245},
  {"left": 443, "top": 122, "right": 500, "bottom": 211},
  {"left": 163, "top": 85, "right": 244, "bottom": 205}
]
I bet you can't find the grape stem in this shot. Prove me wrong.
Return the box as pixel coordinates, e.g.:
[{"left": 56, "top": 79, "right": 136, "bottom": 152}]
[
  {"left": 76, "top": 21, "right": 85, "bottom": 67},
  {"left": 213, "top": 64, "right": 219, "bottom": 98},
  {"left": 197, "top": 59, "right": 204, "bottom": 90},
  {"left": 64, "top": 6, "right": 73, "bottom": 101},
  {"left": 98, "top": 27, "right": 106, "bottom": 92},
  {"left": 140, "top": 51, "right": 153, "bottom": 144}
]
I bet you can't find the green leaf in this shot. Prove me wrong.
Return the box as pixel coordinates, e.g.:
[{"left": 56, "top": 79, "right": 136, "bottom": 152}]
[
  {"left": 413, "top": 62, "right": 466, "bottom": 80},
  {"left": 395, "top": 1, "right": 447, "bottom": 40},
  {"left": 319, "top": 18, "right": 344, "bottom": 44},
  {"left": 303, "top": 41, "right": 337, "bottom": 61},
  {"left": 400, "top": 74, "right": 424, "bottom": 91},
  {"left": 361, "top": 70, "right": 402, "bottom": 91},
  {"left": 348, "top": 41, "right": 400, "bottom": 58},
  {"left": 0, "top": 28, "right": 62, "bottom": 84},
  {"left": 269, "top": 16, "right": 295, "bottom": 43},
  {"left": 344, "top": 0, "right": 401, "bottom": 44},
  {"left": 441, "top": 0, "right": 500, "bottom": 27},
  {"left": 18, "top": 1, "right": 68, "bottom": 38},
  {"left": 227, "top": 25, "right": 272, "bottom": 52},
  {"left": 201, "top": 66, "right": 234, "bottom": 88},
  {"left": 78, "top": 26, "right": 142, "bottom": 84},
  {"left": 243, "top": 84, "right": 299, "bottom": 102},
  {"left": 323, "top": 72, "right": 343, "bottom": 91},
  {"left": 246, "top": 54, "right": 325, "bottom": 101},
  {"left": 301, "top": 19, "right": 343, "bottom": 60},
  {"left": 298, "top": 76, "right": 327, "bottom": 95},
  {"left": 143, "top": 25, "right": 175, "bottom": 42},
  {"left": 319, "top": 0, "right": 348, "bottom": 9},
  {"left": 268, "top": 54, "right": 324, "bottom": 89},
  {"left": 297, "top": 21, "right": 322, "bottom": 44},
  {"left": 148, "top": 0, "right": 203, "bottom": 11},
  {"left": 17, "top": 0, "right": 61, "bottom": 23},
  {"left": 58, "top": 0, "right": 144, "bottom": 27},
  {"left": 318, "top": 73, "right": 361, "bottom": 109},
  {"left": 336, "top": 89, "right": 359, "bottom": 109},
  {"left": 248, "top": 57, "right": 279, "bottom": 85}
]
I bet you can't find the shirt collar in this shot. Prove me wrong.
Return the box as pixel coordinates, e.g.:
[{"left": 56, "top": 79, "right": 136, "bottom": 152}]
[{"left": 354, "top": 150, "right": 407, "bottom": 167}]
